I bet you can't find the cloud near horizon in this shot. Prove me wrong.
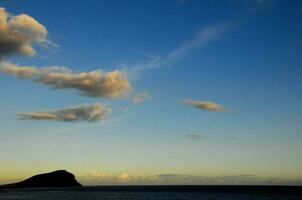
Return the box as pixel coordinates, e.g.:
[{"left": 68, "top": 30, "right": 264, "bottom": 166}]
[
  {"left": 0, "top": 61, "right": 132, "bottom": 98},
  {"left": 0, "top": 7, "right": 48, "bottom": 58},
  {"left": 78, "top": 172, "right": 302, "bottom": 186},
  {"left": 18, "top": 103, "right": 111, "bottom": 122},
  {"left": 181, "top": 99, "right": 226, "bottom": 111},
  {"left": 79, "top": 172, "right": 130, "bottom": 185}
]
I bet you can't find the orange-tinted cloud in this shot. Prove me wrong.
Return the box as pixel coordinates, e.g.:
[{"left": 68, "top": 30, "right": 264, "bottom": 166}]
[
  {"left": 0, "top": 61, "right": 132, "bottom": 98},
  {"left": 0, "top": 7, "right": 48, "bottom": 58},
  {"left": 18, "top": 103, "right": 111, "bottom": 122},
  {"left": 181, "top": 99, "right": 226, "bottom": 111}
]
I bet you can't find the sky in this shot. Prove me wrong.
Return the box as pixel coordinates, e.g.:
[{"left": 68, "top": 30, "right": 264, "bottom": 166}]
[{"left": 0, "top": 0, "right": 302, "bottom": 185}]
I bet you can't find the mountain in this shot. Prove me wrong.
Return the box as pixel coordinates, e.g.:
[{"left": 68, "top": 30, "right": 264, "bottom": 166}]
[{"left": 0, "top": 170, "right": 82, "bottom": 189}]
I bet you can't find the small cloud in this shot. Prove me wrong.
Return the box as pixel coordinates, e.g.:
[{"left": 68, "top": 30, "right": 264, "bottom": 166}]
[
  {"left": 0, "top": 61, "right": 132, "bottom": 98},
  {"left": 131, "top": 91, "right": 151, "bottom": 104},
  {"left": 0, "top": 7, "right": 50, "bottom": 58},
  {"left": 119, "top": 172, "right": 129, "bottom": 180},
  {"left": 187, "top": 134, "right": 202, "bottom": 140},
  {"left": 79, "top": 172, "right": 130, "bottom": 185},
  {"left": 181, "top": 99, "right": 226, "bottom": 112},
  {"left": 18, "top": 103, "right": 111, "bottom": 122}
]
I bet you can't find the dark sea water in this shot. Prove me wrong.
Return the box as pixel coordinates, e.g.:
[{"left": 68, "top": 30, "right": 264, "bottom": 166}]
[{"left": 0, "top": 186, "right": 302, "bottom": 200}]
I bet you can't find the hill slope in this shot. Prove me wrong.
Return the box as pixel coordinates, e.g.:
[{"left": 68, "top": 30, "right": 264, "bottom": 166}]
[{"left": 0, "top": 170, "right": 82, "bottom": 189}]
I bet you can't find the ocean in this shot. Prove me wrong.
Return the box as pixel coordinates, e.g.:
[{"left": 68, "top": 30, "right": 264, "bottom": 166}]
[{"left": 0, "top": 186, "right": 301, "bottom": 200}]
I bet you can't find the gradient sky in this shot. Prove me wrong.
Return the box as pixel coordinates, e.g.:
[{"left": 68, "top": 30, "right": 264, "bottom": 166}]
[{"left": 0, "top": 0, "right": 302, "bottom": 185}]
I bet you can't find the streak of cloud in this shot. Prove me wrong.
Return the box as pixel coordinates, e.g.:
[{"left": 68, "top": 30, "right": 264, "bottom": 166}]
[
  {"left": 181, "top": 99, "right": 226, "bottom": 111},
  {"left": 18, "top": 103, "right": 111, "bottom": 122},
  {"left": 0, "top": 7, "right": 50, "bottom": 58},
  {"left": 129, "top": 22, "right": 233, "bottom": 78},
  {"left": 187, "top": 134, "right": 202, "bottom": 140},
  {"left": 0, "top": 61, "right": 132, "bottom": 98},
  {"left": 131, "top": 91, "right": 151, "bottom": 104}
]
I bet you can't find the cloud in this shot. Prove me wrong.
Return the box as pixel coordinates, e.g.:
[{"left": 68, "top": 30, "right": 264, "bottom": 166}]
[
  {"left": 149, "top": 174, "right": 302, "bottom": 185},
  {"left": 0, "top": 7, "right": 48, "bottom": 58},
  {"left": 0, "top": 61, "right": 132, "bottom": 98},
  {"left": 187, "top": 134, "right": 202, "bottom": 140},
  {"left": 78, "top": 172, "right": 302, "bottom": 186},
  {"left": 129, "top": 22, "right": 233, "bottom": 78},
  {"left": 181, "top": 99, "right": 226, "bottom": 111},
  {"left": 18, "top": 103, "right": 111, "bottom": 122},
  {"left": 131, "top": 91, "right": 151, "bottom": 104},
  {"left": 119, "top": 172, "right": 129, "bottom": 180},
  {"left": 79, "top": 172, "right": 130, "bottom": 185}
]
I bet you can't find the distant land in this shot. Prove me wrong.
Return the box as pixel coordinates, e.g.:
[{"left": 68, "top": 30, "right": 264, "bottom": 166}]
[{"left": 0, "top": 170, "right": 82, "bottom": 189}]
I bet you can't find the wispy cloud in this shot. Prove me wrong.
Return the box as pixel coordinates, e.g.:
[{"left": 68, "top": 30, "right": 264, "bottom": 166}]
[
  {"left": 148, "top": 174, "right": 302, "bottom": 185},
  {"left": 186, "top": 134, "right": 202, "bottom": 140},
  {"left": 131, "top": 91, "right": 151, "bottom": 104},
  {"left": 129, "top": 22, "right": 233, "bottom": 78},
  {"left": 18, "top": 103, "right": 111, "bottom": 122},
  {"left": 239, "top": 0, "right": 274, "bottom": 14},
  {"left": 0, "top": 7, "right": 50, "bottom": 58},
  {"left": 181, "top": 99, "right": 226, "bottom": 111},
  {"left": 0, "top": 61, "right": 132, "bottom": 98}
]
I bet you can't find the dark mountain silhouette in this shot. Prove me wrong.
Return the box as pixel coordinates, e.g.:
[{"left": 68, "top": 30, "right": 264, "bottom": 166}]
[{"left": 0, "top": 170, "right": 82, "bottom": 189}]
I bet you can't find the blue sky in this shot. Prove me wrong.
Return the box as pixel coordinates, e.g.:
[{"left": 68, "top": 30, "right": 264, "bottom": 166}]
[{"left": 0, "top": 0, "right": 302, "bottom": 185}]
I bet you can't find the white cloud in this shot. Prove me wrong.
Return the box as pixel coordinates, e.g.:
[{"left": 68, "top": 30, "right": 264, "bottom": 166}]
[
  {"left": 18, "top": 103, "right": 111, "bottom": 122},
  {"left": 0, "top": 61, "right": 132, "bottom": 98}
]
